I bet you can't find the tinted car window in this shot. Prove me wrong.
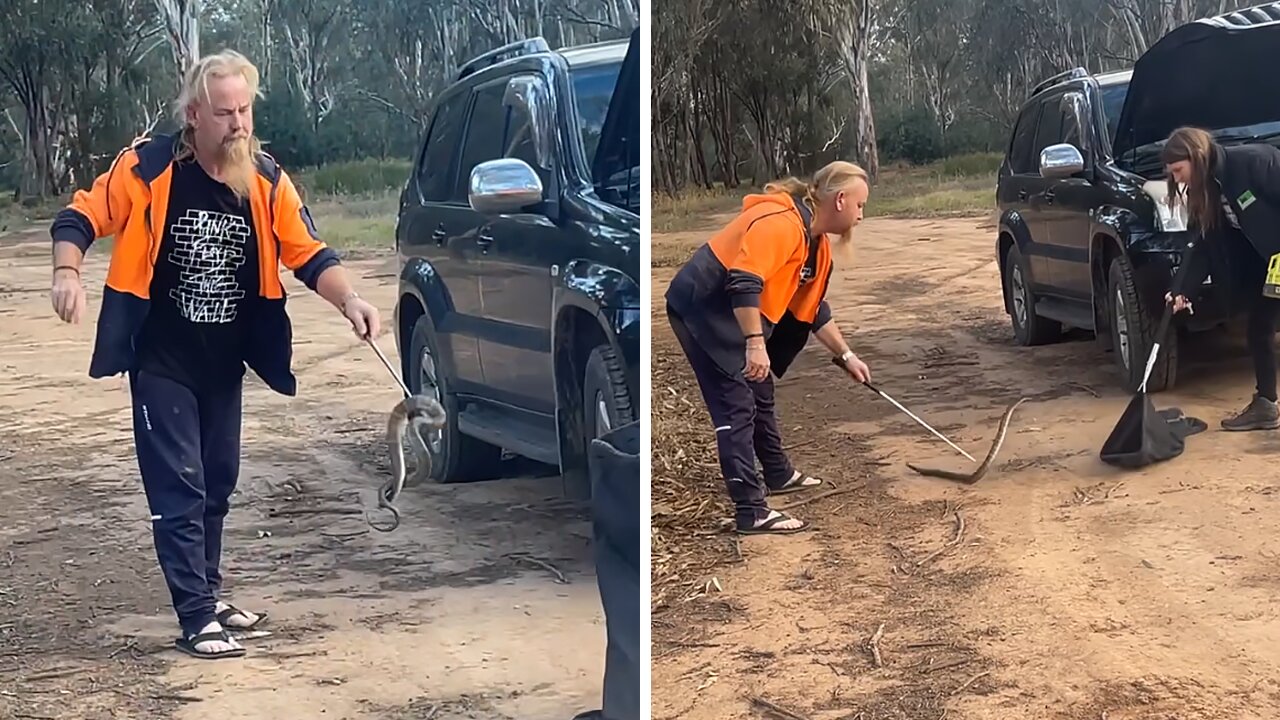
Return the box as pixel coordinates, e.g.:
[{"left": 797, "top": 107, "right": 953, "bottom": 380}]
[
  {"left": 1032, "top": 94, "right": 1065, "bottom": 162},
  {"left": 453, "top": 80, "right": 508, "bottom": 203},
  {"left": 1060, "top": 91, "right": 1086, "bottom": 151},
  {"left": 502, "top": 75, "right": 546, "bottom": 172},
  {"left": 1008, "top": 103, "right": 1042, "bottom": 174},
  {"left": 418, "top": 92, "right": 467, "bottom": 203}
]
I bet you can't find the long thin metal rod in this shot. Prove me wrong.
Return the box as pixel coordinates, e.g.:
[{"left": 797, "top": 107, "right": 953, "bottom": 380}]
[
  {"left": 829, "top": 358, "right": 976, "bottom": 462},
  {"left": 367, "top": 338, "right": 411, "bottom": 398},
  {"left": 867, "top": 383, "right": 976, "bottom": 462}
]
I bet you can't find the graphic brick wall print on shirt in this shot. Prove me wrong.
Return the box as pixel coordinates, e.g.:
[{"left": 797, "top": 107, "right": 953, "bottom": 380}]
[{"left": 167, "top": 208, "right": 249, "bottom": 324}]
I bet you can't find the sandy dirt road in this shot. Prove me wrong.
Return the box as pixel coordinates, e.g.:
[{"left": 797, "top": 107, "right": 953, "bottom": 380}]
[
  {"left": 0, "top": 228, "right": 606, "bottom": 720},
  {"left": 651, "top": 213, "right": 1280, "bottom": 720}
]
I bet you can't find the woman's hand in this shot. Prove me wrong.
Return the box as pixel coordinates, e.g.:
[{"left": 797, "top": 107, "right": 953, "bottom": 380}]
[
  {"left": 744, "top": 341, "right": 771, "bottom": 382},
  {"left": 1165, "top": 292, "right": 1193, "bottom": 314}
]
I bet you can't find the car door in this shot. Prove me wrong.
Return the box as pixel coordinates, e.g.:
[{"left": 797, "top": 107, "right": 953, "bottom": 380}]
[
  {"left": 1037, "top": 89, "right": 1097, "bottom": 299},
  {"left": 470, "top": 72, "right": 560, "bottom": 414},
  {"left": 1000, "top": 100, "right": 1054, "bottom": 287},
  {"left": 398, "top": 90, "right": 486, "bottom": 389},
  {"left": 1023, "top": 92, "right": 1069, "bottom": 290}
]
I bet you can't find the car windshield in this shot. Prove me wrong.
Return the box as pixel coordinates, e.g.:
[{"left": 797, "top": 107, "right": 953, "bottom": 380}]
[
  {"left": 570, "top": 60, "right": 623, "bottom": 167},
  {"left": 1099, "top": 82, "right": 1128, "bottom": 146},
  {"left": 1102, "top": 79, "right": 1280, "bottom": 176}
]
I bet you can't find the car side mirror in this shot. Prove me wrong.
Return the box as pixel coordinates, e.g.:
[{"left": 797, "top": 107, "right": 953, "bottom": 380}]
[
  {"left": 468, "top": 158, "right": 544, "bottom": 214},
  {"left": 1039, "top": 143, "right": 1085, "bottom": 178}
]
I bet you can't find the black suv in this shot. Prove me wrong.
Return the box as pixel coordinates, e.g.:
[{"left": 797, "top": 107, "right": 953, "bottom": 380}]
[
  {"left": 393, "top": 29, "right": 640, "bottom": 497},
  {"left": 995, "top": 4, "right": 1280, "bottom": 392}
]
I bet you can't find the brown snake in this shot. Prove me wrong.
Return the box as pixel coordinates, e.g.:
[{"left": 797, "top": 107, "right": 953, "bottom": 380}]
[
  {"left": 905, "top": 397, "right": 1028, "bottom": 484},
  {"left": 366, "top": 394, "right": 448, "bottom": 532}
]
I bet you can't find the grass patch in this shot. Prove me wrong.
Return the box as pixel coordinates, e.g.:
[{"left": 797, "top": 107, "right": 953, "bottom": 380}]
[
  {"left": 0, "top": 196, "right": 64, "bottom": 235},
  {"left": 307, "top": 191, "right": 399, "bottom": 251},
  {"left": 651, "top": 187, "right": 744, "bottom": 234},
  {"left": 293, "top": 158, "right": 411, "bottom": 198},
  {"left": 652, "top": 153, "right": 1001, "bottom": 234}
]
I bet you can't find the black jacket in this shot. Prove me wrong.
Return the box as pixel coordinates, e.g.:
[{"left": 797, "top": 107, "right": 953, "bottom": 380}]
[{"left": 1182, "top": 142, "right": 1280, "bottom": 297}]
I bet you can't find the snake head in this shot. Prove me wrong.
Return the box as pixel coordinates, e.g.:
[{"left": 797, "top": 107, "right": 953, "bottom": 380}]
[{"left": 403, "top": 394, "right": 447, "bottom": 426}]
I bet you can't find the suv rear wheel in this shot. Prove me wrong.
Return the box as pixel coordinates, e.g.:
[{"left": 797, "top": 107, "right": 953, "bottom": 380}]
[
  {"left": 1005, "top": 243, "right": 1062, "bottom": 345},
  {"left": 407, "top": 313, "right": 504, "bottom": 482}
]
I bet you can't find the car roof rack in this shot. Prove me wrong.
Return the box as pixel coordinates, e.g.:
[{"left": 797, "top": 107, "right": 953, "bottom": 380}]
[
  {"left": 457, "top": 37, "right": 552, "bottom": 81},
  {"left": 1199, "top": 1, "right": 1280, "bottom": 28},
  {"left": 1029, "top": 67, "right": 1089, "bottom": 97}
]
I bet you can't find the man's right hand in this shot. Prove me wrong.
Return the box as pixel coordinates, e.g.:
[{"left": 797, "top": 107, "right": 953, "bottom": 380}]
[
  {"left": 744, "top": 342, "right": 771, "bottom": 382},
  {"left": 51, "top": 268, "right": 86, "bottom": 324}
]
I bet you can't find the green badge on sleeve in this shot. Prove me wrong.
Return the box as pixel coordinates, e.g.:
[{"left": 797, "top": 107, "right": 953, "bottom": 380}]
[{"left": 1239, "top": 189, "right": 1257, "bottom": 209}]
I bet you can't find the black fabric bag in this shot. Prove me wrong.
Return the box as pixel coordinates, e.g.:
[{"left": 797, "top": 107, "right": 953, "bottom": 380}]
[
  {"left": 581, "top": 419, "right": 640, "bottom": 720},
  {"left": 1099, "top": 242, "right": 1207, "bottom": 468}
]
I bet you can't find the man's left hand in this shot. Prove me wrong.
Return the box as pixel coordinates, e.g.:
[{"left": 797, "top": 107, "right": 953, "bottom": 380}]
[{"left": 343, "top": 296, "right": 381, "bottom": 340}]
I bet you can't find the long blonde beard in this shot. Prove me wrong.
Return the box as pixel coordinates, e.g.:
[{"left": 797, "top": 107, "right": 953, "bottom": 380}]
[
  {"left": 218, "top": 135, "right": 258, "bottom": 201},
  {"left": 829, "top": 230, "right": 856, "bottom": 266}
]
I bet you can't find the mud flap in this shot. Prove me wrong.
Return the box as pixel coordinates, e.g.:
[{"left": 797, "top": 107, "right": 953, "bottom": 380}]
[{"left": 587, "top": 418, "right": 640, "bottom": 720}]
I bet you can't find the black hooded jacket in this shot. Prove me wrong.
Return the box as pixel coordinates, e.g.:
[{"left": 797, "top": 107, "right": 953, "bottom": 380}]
[{"left": 1181, "top": 142, "right": 1280, "bottom": 299}]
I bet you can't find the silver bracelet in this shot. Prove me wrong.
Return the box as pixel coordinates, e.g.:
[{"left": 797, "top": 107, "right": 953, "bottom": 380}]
[{"left": 340, "top": 291, "right": 359, "bottom": 313}]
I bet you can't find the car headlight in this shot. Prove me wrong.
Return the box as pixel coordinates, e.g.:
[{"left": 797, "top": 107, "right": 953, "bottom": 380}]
[{"left": 1143, "top": 180, "right": 1189, "bottom": 232}]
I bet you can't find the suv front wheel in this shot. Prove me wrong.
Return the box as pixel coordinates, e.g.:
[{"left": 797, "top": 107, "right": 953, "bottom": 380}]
[
  {"left": 565, "top": 343, "right": 635, "bottom": 499},
  {"left": 1107, "top": 255, "right": 1177, "bottom": 393},
  {"left": 582, "top": 344, "right": 635, "bottom": 444},
  {"left": 407, "top": 313, "right": 505, "bottom": 482}
]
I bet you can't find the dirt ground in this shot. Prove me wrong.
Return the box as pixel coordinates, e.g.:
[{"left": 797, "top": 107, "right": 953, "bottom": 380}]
[
  {"left": 0, "top": 227, "right": 607, "bottom": 719},
  {"left": 651, "top": 213, "right": 1280, "bottom": 720}
]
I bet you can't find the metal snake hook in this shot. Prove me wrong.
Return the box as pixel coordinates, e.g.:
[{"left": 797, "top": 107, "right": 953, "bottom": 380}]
[
  {"left": 364, "top": 337, "right": 411, "bottom": 532},
  {"left": 367, "top": 337, "right": 412, "bottom": 399}
]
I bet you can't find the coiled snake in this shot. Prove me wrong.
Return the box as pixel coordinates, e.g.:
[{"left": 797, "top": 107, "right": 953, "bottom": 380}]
[
  {"left": 366, "top": 394, "right": 448, "bottom": 532},
  {"left": 905, "top": 397, "right": 1028, "bottom": 484}
]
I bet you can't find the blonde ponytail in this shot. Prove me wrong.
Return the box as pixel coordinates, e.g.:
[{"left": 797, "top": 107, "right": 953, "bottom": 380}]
[{"left": 765, "top": 161, "right": 868, "bottom": 265}]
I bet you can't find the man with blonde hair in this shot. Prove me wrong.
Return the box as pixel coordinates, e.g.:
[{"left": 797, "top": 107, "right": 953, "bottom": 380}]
[{"left": 48, "top": 49, "right": 381, "bottom": 659}]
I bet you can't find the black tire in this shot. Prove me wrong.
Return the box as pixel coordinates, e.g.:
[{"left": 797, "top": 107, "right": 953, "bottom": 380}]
[
  {"left": 1107, "top": 255, "right": 1178, "bottom": 393},
  {"left": 407, "top": 313, "right": 504, "bottom": 482},
  {"left": 1005, "top": 243, "right": 1062, "bottom": 346},
  {"left": 582, "top": 345, "right": 636, "bottom": 447},
  {"left": 564, "top": 344, "right": 635, "bottom": 499}
]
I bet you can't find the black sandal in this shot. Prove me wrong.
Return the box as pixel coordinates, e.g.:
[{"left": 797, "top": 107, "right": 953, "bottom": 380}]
[
  {"left": 737, "top": 511, "right": 810, "bottom": 535},
  {"left": 174, "top": 629, "right": 246, "bottom": 660},
  {"left": 769, "top": 472, "right": 823, "bottom": 496},
  {"left": 216, "top": 603, "right": 268, "bottom": 631}
]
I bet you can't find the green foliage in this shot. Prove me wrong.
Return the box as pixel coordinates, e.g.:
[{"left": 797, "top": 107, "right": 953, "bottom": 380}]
[
  {"left": 876, "top": 106, "right": 947, "bottom": 165},
  {"left": 937, "top": 152, "right": 1003, "bottom": 177},
  {"left": 294, "top": 159, "right": 413, "bottom": 197},
  {"left": 0, "top": 0, "right": 628, "bottom": 199}
]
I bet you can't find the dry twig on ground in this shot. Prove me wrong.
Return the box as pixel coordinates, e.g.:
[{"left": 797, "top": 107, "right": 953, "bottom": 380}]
[{"left": 651, "top": 344, "right": 737, "bottom": 614}]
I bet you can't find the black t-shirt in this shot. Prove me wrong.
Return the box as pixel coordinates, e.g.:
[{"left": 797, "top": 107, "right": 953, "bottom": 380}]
[{"left": 135, "top": 158, "right": 261, "bottom": 391}]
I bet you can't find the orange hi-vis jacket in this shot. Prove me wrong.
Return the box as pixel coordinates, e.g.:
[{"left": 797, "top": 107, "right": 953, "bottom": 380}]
[
  {"left": 664, "top": 191, "right": 834, "bottom": 377},
  {"left": 49, "top": 133, "right": 341, "bottom": 396}
]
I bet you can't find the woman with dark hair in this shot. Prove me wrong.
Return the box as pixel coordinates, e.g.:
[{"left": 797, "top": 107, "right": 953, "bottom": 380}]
[{"left": 1162, "top": 126, "right": 1280, "bottom": 430}]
